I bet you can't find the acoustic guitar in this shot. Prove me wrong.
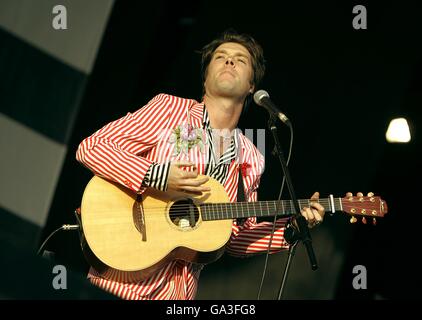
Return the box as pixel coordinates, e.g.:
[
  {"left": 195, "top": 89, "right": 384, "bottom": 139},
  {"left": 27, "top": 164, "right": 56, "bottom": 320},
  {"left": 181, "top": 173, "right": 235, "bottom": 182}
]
[{"left": 79, "top": 175, "right": 387, "bottom": 281}]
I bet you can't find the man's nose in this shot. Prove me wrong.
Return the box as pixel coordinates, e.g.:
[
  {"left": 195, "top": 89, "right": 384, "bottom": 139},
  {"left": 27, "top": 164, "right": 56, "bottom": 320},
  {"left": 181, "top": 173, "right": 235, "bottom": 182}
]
[{"left": 225, "top": 57, "right": 235, "bottom": 66}]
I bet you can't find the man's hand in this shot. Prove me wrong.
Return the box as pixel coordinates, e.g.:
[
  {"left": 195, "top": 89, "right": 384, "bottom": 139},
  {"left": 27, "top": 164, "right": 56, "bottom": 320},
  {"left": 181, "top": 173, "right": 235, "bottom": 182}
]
[
  {"left": 167, "top": 161, "right": 211, "bottom": 194},
  {"left": 300, "top": 192, "right": 325, "bottom": 228}
]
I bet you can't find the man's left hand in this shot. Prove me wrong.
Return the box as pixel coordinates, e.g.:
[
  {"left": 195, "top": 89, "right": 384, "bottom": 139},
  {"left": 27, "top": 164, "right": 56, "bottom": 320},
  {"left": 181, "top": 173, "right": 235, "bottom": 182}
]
[{"left": 300, "top": 192, "right": 325, "bottom": 228}]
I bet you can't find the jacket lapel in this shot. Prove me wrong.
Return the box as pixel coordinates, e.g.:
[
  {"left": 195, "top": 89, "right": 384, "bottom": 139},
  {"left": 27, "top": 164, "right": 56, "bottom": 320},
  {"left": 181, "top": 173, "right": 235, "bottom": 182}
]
[{"left": 187, "top": 102, "right": 207, "bottom": 174}]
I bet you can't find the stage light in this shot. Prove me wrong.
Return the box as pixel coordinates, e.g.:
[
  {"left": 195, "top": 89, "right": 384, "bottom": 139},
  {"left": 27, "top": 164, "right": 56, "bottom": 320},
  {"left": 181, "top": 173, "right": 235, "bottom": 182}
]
[{"left": 385, "top": 118, "right": 411, "bottom": 143}]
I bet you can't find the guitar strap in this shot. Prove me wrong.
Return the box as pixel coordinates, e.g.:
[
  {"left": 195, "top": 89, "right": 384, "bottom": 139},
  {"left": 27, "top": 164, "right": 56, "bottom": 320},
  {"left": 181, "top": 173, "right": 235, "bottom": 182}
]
[
  {"left": 237, "top": 166, "right": 245, "bottom": 202},
  {"left": 237, "top": 165, "right": 247, "bottom": 225}
]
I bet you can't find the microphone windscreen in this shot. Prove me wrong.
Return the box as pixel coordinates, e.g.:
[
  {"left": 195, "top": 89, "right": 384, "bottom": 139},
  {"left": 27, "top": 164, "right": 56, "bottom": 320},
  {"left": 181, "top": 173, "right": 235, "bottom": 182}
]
[{"left": 253, "top": 90, "right": 270, "bottom": 106}]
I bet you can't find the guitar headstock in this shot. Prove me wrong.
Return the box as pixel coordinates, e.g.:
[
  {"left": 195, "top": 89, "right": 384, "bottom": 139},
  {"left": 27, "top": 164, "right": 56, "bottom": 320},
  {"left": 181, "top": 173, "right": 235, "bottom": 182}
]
[{"left": 341, "top": 193, "right": 388, "bottom": 225}]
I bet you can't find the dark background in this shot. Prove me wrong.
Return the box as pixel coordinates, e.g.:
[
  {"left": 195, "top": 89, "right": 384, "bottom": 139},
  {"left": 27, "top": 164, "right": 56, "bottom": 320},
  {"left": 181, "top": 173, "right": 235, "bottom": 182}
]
[{"left": 3, "top": 0, "right": 421, "bottom": 299}]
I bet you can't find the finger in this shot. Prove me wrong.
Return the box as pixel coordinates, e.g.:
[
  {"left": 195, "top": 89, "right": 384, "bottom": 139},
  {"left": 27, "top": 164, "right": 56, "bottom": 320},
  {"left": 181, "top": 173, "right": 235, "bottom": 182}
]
[
  {"left": 180, "top": 177, "right": 210, "bottom": 189},
  {"left": 173, "top": 161, "right": 196, "bottom": 168},
  {"left": 310, "top": 201, "right": 324, "bottom": 215},
  {"left": 301, "top": 207, "right": 316, "bottom": 223},
  {"left": 304, "top": 207, "right": 324, "bottom": 228},
  {"left": 180, "top": 185, "right": 211, "bottom": 193},
  {"left": 180, "top": 188, "right": 202, "bottom": 196},
  {"left": 312, "top": 209, "right": 324, "bottom": 223},
  {"left": 182, "top": 170, "right": 199, "bottom": 179},
  {"left": 310, "top": 192, "right": 320, "bottom": 200}
]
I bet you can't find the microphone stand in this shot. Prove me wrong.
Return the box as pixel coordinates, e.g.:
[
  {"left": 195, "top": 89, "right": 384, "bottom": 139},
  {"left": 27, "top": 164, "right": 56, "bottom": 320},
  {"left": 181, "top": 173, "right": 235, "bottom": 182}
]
[{"left": 267, "top": 115, "right": 318, "bottom": 300}]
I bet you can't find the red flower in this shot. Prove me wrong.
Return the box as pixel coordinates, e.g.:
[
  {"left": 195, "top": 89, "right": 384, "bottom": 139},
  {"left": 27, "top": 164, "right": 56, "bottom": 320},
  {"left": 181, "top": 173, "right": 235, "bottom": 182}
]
[{"left": 240, "top": 162, "right": 251, "bottom": 176}]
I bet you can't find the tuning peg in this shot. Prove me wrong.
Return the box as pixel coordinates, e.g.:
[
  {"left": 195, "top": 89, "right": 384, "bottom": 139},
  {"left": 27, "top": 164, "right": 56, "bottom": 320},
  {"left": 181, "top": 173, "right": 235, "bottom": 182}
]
[
  {"left": 367, "top": 192, "right": 374, "bottom": 197},
  {"left": 362, "top": 217, "right": 367, "bottom": 224},
  {"left": 372, "top": 218, "right": 377, "bottom": 226},
  {"left": 350, "top": 216, "right": 357, "bottom": 224}
]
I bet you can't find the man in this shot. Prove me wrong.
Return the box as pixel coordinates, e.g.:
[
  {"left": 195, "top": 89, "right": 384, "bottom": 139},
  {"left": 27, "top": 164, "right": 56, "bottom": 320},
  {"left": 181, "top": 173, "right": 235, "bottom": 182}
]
[{"left": 76, "top": 30, "right": 325, "bottom": 300}]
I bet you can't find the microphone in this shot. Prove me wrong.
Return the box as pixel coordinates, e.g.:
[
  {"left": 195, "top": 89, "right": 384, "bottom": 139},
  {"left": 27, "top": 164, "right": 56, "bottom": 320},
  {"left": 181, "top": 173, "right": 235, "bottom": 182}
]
[{"left": 253, "top": 90, "right": 290, "bottom": 125}]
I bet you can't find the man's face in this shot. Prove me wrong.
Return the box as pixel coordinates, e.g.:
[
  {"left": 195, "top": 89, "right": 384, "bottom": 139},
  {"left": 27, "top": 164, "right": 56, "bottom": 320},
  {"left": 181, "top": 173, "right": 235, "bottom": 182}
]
[{"left": 204, "top": 42, "right": 254, "bottom": 99}]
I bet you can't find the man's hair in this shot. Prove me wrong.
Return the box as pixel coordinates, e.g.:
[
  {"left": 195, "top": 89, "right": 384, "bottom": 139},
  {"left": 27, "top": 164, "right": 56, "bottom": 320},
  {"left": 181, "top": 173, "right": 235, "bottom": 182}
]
[{"left": 200, "top": 29, "right": 266, "bottom": 95}]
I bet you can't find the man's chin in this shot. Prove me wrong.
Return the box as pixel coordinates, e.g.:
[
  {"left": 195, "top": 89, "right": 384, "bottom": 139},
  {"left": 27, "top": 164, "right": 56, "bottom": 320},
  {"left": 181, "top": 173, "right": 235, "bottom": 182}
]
[
  {"left": 217, "top": 87, "right": 238, "bottom": 97},
  {"left": 216, "top": 82, "right": 237, "bottom": 93}
]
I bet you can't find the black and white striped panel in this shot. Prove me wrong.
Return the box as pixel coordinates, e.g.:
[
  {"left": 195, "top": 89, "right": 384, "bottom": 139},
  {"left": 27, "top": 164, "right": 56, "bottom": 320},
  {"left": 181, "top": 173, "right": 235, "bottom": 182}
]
[{"left": 0, "top": 0, "right": 114, "bottom": 247}]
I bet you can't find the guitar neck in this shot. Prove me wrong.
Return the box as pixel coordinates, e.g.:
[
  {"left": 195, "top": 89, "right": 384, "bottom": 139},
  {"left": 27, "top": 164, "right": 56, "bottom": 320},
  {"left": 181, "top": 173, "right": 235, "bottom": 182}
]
[{"left": 200, "top": 197, "right": 342, "bottom": 221}]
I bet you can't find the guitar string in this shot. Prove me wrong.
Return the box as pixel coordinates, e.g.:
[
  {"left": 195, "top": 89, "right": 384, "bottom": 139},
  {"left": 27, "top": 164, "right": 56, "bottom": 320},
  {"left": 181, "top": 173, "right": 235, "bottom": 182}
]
[
  {"left": 128, "top": 202, "right": 379, "bottom": 218},
  {"left": 131, "top": 201, "right": 375, "bottom": 212},
  {"left": 142, "top": 199, "right": 334, "bottom": 209},
  {"left": 139, "top": 203, "right": 336, "bottom": 214},
  {"left": 103, "top": 206, "right": 377, "bottom": 221},
  {"left": 129, "top": 207, "right": 382, "bottom": 219},
  {"left": 137, "top": 200, "right": 374, "bottom": 211},
  {"left": 137, "top": 197, "right": 377, "bottom": 210}
]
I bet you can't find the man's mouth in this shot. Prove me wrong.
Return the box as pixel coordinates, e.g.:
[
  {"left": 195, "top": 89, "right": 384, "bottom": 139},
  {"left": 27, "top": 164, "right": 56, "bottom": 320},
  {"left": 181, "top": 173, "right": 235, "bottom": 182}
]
[{"left": 219, "top": 70, "right": 235, "bottom": 77}]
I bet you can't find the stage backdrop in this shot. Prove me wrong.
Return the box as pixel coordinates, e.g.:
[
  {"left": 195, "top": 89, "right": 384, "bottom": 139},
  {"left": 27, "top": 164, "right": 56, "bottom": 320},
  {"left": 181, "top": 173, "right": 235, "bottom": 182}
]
[{"left": 0, "top": 0, "right": 114, "bottom": 249}]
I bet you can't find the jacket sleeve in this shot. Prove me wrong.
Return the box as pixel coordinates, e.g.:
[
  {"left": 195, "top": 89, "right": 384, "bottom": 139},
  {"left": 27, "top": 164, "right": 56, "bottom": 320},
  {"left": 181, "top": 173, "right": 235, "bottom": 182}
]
[
  {"left": 76, "top": 94, "right": 172, "bottom": 193},
  {"left": 226, "top": 191, "right": 290, "bottom": 257},
  {"left": 226, "top": 143, "right": 290, "bottom": 257}
]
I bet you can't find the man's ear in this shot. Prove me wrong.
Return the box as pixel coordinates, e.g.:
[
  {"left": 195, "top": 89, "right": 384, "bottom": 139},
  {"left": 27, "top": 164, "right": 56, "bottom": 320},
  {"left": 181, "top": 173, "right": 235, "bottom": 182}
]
[{"left": 249, "top": 84, "right": 255, "bottom": 94}]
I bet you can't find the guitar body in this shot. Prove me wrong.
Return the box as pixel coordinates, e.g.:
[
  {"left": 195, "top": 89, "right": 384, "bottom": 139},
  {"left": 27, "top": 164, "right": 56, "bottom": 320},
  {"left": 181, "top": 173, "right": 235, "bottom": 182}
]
[{"left": 80, "top": 175, "right": 233, "bottom": 281}]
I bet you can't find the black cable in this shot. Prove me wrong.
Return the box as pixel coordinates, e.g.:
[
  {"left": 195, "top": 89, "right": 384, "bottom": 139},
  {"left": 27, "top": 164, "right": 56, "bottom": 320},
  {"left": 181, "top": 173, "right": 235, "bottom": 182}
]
[
  {"left": 257, "top": 123, "right": 293, "bottom": 300},
  {"left": 36, "top": 224, "right": 80, "bottom": 256}
]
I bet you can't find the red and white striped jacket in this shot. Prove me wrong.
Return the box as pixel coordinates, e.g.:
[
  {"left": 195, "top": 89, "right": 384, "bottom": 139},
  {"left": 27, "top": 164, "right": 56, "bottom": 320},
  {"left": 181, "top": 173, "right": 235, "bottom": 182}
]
[{"left": 76, "top": 93, "right": 290, "bottom": 299}]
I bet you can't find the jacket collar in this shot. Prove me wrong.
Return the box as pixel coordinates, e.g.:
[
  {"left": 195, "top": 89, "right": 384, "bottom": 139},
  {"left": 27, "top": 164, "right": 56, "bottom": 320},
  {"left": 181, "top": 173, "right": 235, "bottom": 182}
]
[
  {"left": 189, "top": 101, "right": 248, "bottom": 165},
  {"left": 188, "top": 100, "right": 205, "bottom": 129}
]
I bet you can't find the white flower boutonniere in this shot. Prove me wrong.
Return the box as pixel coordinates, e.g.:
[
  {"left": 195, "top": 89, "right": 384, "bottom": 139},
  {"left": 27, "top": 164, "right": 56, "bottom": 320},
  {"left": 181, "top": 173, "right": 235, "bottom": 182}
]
[{"left": 169, "top": 124, "right": 205, "bottom": 155}]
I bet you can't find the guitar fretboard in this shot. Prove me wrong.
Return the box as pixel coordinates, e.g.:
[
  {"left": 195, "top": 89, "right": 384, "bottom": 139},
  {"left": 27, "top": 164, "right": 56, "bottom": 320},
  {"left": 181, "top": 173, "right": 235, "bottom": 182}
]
[{"left": 200, "top": 198, "right": 342, "bottom": 221}]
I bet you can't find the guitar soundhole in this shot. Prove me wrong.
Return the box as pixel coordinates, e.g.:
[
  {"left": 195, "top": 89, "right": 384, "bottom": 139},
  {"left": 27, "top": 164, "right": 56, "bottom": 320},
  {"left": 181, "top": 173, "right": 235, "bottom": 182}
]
[{"left": 169, "top": 199, "right": 199, "bottom": 230}]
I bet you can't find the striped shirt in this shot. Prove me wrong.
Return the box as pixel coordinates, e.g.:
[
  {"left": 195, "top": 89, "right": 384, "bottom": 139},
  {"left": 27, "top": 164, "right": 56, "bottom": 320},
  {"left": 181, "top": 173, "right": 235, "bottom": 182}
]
[
  {"left": 76, "top": 93, "right": 290, "bottom": 300},
  {"left": 142, "top": 107, "right": 238, "bottom": 192}
]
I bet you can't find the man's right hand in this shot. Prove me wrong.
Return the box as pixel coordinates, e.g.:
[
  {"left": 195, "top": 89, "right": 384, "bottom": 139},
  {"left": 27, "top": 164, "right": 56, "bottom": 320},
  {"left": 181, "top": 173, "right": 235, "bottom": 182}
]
[{"left": 167, "top": 161, "right": 211, "bottom": 194}]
